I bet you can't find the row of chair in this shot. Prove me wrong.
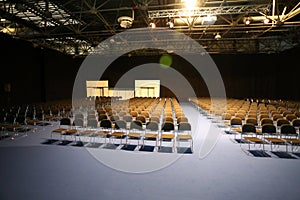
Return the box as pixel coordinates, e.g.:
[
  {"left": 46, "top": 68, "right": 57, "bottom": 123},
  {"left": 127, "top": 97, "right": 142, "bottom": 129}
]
[{"left": 52, "top": 117, "right": 193, "bottom": 152}]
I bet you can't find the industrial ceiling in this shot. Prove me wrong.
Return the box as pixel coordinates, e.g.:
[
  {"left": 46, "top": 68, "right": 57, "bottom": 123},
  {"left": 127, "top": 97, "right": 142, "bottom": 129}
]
[{"left": 1, "top": 0, "right": 300, "bottom": 56}]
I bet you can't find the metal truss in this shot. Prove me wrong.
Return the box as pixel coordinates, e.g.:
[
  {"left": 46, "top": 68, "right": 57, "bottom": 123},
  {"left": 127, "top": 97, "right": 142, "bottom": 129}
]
[
  {"left": 0, "top": 0, "right": 300, "bottom": 56},
  {"left": 148, "top": 4, "right": 271, "bottom": 19}
]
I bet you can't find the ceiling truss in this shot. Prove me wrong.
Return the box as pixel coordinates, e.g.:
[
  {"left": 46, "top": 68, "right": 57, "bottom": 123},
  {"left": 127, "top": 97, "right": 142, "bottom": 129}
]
[{"left": 0, "top": 0, "right": 300, "bottom": 56}]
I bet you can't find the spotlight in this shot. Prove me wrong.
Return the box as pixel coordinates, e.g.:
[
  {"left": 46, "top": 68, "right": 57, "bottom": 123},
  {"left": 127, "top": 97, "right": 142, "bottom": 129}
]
[
  {"left": 149, "top": 22, "right": 156, "bottom": 29},
  {"left": 263, "top": 17, "right": 270, "bottom": 24},
  {"left": 245, "top": 17, "right": 251, "bottom": 25},
  {"left": 215, "top": 33, "right": 221, "bottom": 40},
  {"left": 167, "top": 21, "right": 174, "bottom": 28}
]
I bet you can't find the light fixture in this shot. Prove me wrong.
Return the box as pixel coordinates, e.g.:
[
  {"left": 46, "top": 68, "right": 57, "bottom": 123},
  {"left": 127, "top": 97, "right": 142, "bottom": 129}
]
[
  {"left": 118, "top": 16, "right": 134, "bottom": 28},
  {"left": 244, "top": 17, "right": 251, "bottom": 25},
  {"left": 167, "top": 21, "right": 174, "bottom": 28},
  {"left": 263, "top": 17, "right": 270, "bottom": 24},
  {"left": 149, "top": 22, "right": 156, "bottom": 29},
  {"left": 118, "top": 9, "right": 134, "bottom": 28},
  {"left": 215, "top": 33, "right": 221, "bottom": 40},
  {"left": 202, "top": 15, "right": 217, "bottom": 25}
]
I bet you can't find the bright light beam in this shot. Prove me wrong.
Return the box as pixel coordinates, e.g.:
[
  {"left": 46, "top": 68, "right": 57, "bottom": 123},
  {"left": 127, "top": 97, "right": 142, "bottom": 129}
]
[{"left": 182, "top": 0, "right": 197, "bottom": 9}]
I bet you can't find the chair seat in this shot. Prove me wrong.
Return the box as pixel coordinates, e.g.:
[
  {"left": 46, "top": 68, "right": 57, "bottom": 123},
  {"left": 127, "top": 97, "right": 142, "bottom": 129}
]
[
  {"left": 264, "top": 137, "right": 285, "bottom": 144},
  {"left": 111, "top": 132, "right": 126, "bottom": 138},
  {"left": 231, "top": 127, "right": 242, "bottom": 133},
  {"left": 243, "top": 136, "right": 264, "bottom": 143},
  {"left": 80, "top": 130, "right": 95, "bottom": 135},
  {"left": 284, "top": 138, "right": 300, "bottom": 144},
  {"left": 65, "top": 129, "right": 78, "bottom": 134},
  {"left": 96, "top": 131, "right": 110, "bottom": 137},
  {"left": 128, "top": 132, "right": 141, "bottom": 138},
  {"left": 144, "top": 133, "right": 158, "bottom": 139},
  {"left": 177, "top": 134, "right": 192, "bottom": 140},
  {"left": 161, "top": 133, "right": 175, "bottom": 139},
  {"left": 52, "top": 128, "right": 67, "bottom": 133},
  {"left": 26, "top": 119, "right": 39, "bottom": 125}
]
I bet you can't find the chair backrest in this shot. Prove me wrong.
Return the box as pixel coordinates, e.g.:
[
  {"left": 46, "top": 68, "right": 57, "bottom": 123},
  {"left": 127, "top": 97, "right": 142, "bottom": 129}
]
[
  {"left": 272, "top": 114, "right": 283, "bottom": 121},
  {"left": 163, "top": 116, "right": 174, "bottom": 123},
  {"left": 123, "top": 115, "right": 132, "bottom": 122},
  {"left": 230, "top": 117, "right": 242, "bottom": 126},
  {"left": 110, "top": 115, "right": 119, "bottom": 122},
  {"left": 245, "top": 117, "right": 258, "bottom": 126},
  {"left": 136, "top": 115, "right": 146, "bottom": 123},
  {"left": 141, "top": 111, "right": 150, "bottom": 118},
  {"left": 242, "top": 123, "right": 256, "bottom": 133},
  {"left": 177, "top": 116, "right": 189, "bottom": 124},
  {"left": 73, "top": 118, "right": 84, "bottom": 127},
  {"left": 114, "top": 120, "right": 127, "bottom": 129},
  {"left": 100, "top": 119, "right": 112, "bottom": 129},
  {"left": 87, "top": 119, "right": 98, "bottom": 128},
  {"left": 292, "top": 119, "right": 300, "bottom": 127},
  {"left": 262, "top": 124, "right": 276, "bottom": 134},
  {"left": 178, "top": 122, "right": 191, "bottom": 131},
  {"left": 130, "top": 120, "right": 143, "bottom": 130},
  {"left": 276, "top": 119, "right": 290, "bottom": 127},
  {"left": 222, "top": 113, "right": 232, "bottom": 120},
  {"left": 162, "top": 121, "right": 174, "bottom": 132},
  {"left": 98, "top": 114, "right": 108, "bottom": 121},
  {"left": 60, "top": 117, "right": 71, "bottom": 126},
  {"left": 130, "top": 111, "right": 138, "bottom": 118},
  {"left": 260, "top": 118, "right": 273, "bottom": 126},
  {"left": 150, "top": 116, "right": 160, "bottom": 123},
  {"left": 74, "top": 113, "right": 84, "bottom": 120},
  {"left": 280, "top": 124, "right": 296, "bottom": 135},
  {"left": 146, "top": 121, "right": 159, "bottom": 131}
]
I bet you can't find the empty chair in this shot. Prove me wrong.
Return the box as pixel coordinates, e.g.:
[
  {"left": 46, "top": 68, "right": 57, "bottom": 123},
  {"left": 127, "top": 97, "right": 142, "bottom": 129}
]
[
  {"left": 241, "top": 123, "right": 265, "bottom": 150},
  {"left": 160, "top": 121, "right": 175, "bottom": 151},
  {"left": 71, "top": 118, "right": 85, "bottom": 141},
  {"left": 143, "top": 121, "right": 160, "bottom": 147},
  {"left": 110, "top": 119, "right": 127, "bottom": 144},
  {"left": 280, "top": 124, "right": 299, "bottom": 152},
  {"left": 177, "top": 122, "right": 193, "bottom": 152},
  {"left": 127, "top": 120, "right": 144, "bottom": 147},
  {"left": 262, "top": 124, "right": 285, "bottom": 151},
  {"left": 95, "top": 119, "right": 112, "bottom": 143},
  {"left": 229, "top": 117, "right": 243, "bottom": 137},
  {"left": 51, "top": 117, "right": 72, "bottom": 140}
]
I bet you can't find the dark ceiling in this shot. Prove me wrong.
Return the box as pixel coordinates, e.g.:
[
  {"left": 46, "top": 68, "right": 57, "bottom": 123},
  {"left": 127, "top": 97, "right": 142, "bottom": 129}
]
[{"left": 1, "top": 0, "right": 300, "bottom": 56}]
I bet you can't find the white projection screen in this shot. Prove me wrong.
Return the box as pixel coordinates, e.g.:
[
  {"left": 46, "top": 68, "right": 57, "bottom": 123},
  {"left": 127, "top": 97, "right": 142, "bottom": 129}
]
[
  {"left": 135, "top": 80, "right": 160, "bottom": 97},
  {"left": 86, "top": 80, "right": 109, "bottom": 97}
]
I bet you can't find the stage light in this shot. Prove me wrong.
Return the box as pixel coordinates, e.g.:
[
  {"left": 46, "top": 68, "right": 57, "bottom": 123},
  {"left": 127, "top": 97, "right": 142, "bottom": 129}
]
[
  {"left": 245, "top": 18, "right": 251, "bottom": 25},
  {"left": 149, "top": 22, "right": 156, "bottom": 28},
  {"left": 167, "top": 21, "right": 174, "bottom": 28},
  {"left": 263, "top": 17, "right": 270, "bottom": 24},
  {"left": 215, "top": 33, "right": 221, "bottom": 40}
]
